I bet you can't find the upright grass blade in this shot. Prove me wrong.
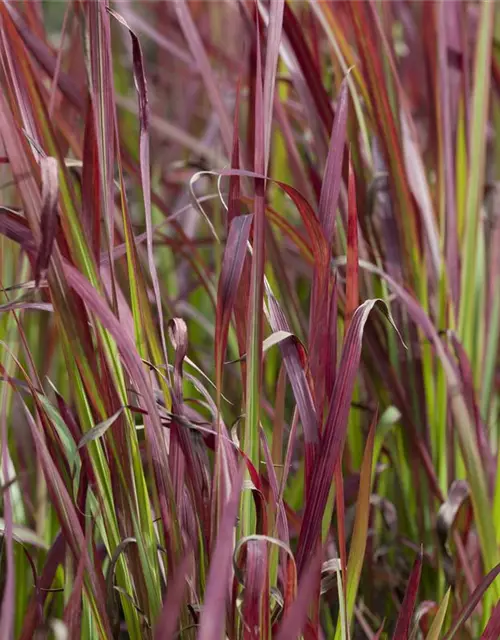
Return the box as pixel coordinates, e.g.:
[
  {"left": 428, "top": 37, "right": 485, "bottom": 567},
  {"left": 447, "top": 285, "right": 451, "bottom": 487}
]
[
  {"left": 154, "top": 554, "right": 193, "bottom": 640},
  {"left": 443, "top": 563, "right": 500, "bottom": 640},
  {"left": 296, "top": 299, "right": 401, "bottom": 575},
  {"left": 481, "top": 602, "right": 500, "bottom": 640},
  {"left": 308, "top": 78, "right": 348, "bottom": 422},
  {"left": 242, "top": 15, "right": 266, "bottom": 536},
  {"left": 260, "top": 0, "right": 284, "bottom": 172},
  {"left": 0, "top": 383, "right": 14, "bottom": 639},
  {"left": 458, "top": 0, "right": 495, "bottom": 363},
  {"left": 174, "top": 0, "right": 233, "bottom": 154},
  {"left": 345, "top": 155, "right": 358, "bottom": 332},
  {"left": 215, "top": 214, "right": 254, "bottom": 394},
  {"left": 392, "top": 548, "right": 423, "bottom": 639},
  {"left": 1, "top": 3, "right": 499, "bottom": 638},
  {"left": 198, "top": 467, "right": 243, "bottom": 640},
  {"left": 108, "top": 7, "right": 169, "bottom": 367},
  {"left": 275, "top": 547, "right": 323, "bottom": 640},
  {"left": 425, "top": 588, "right": 451, "bottom": 640},
  {"left": 335, "top": 411, "right": 377, "bottom": 639}
]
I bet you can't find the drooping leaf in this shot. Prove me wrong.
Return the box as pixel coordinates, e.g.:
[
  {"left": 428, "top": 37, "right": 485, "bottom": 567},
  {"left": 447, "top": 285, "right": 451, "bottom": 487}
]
[
  {"left": 34, "top": 156, "right": 59, "bottom": 285},
  {"left": 77, "top": 407, "right": 125, "bottom": 450}
]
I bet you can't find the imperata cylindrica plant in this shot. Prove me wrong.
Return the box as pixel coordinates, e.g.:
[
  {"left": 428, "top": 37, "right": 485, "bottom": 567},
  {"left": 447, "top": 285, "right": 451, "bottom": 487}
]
[{"left": 0, "top": 1, "right": 499, "bottom": 639}]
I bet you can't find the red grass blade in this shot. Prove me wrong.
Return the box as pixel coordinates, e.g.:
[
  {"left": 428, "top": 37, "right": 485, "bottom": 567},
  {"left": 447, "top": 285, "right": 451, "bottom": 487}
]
[
  {"left": 215, "top": 214, "right": 254, "bottom": 391},
  {"left": 242, "top": 538, "right": 269, "bottom": 639},
  {"left": 481, "top": 601, "right": 500, "bottom": 640},
  {"left": 318, "top": 78, "right": 348, "bottom": 246},
  {"left": 2, "top": 3, "right": 83, "bottom": 110},
  {"left": 198, "top": 466, "right": 244, "bottom": 640},
  {"left": 86, "top": 1, "right": 118, "bottom": 290},
  {"left": 282, "top": 3, "right": 333, "bottom": 134},
  {"left": 392, "top": 548, "right": 423, "bottom": 640},
  {"left": 0, "top": 401, "right": 14, "bottom": 639},
  {"left": 309, "top": 78, "right": 348, "bottom": 419},
  {"left": 345, "top": 155, "right": 358, "bottom": 333},
  {"left": 267, "top": 292, "right": 318, "bottom": 493},
  {"left": 108, "top": 7, "right": 169, "bottom": 365},
  {"left": 62, "top": 544, "right": 86, "bottom": 636},
  {"left": 19, "top": 533, "right": 66, "bottom": 640},
  {"left": 261, "top": 0, "right": 284, "bottom": 171},
  {"left": 259, "top": 427, "right": 289, "bottom": 546},
  {"left": 437, "top": 1, "right": 459, "bottom": 307},
  {"left": 82, "top": 96, "right": 102, "bottom": 259},
  {"left": 296, "top": 299, "right": 399, "bottom": 575},
  {"left": 243, "top": 11, "right": 266, "bottom": 481},
  {"left": 228, "top": 81, "right": 242, "bottom": 228},
  {"left": 174, "top": 0, "right": 233, "bottom": 154},
  {"left": 443, "top": 563, "right": 500, "bottom": 640},
  {"left": 154, "top": 554, "right": 193, "bottom": 640},
  {"left": 0, "top": 207, "right": 37, "bottom": 254},
  {"left": 275, "top": 546, "right": 323, "bottom": 640}
]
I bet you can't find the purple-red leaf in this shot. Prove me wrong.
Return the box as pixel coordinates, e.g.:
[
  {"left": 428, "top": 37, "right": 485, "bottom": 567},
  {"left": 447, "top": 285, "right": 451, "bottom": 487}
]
[
  {"left": 215, "top": 214, "right": 253, "bottom": 391},
  {"left": 62, "top": 543, "right": 86, "bottom": 636},
  {"left": 267, "top": 292, "right": 318, "bottom": 496},
  {"left": 318, "top": 78, "right": 348, "bottom": 246},
  {"left": 174, "top": 0, "right": 233, "bottom": 154},
  {"left": 242, "top": 538, "right": 269, "bottom": 639},
  {"left": 154, "top": 554, "right": 193, "bottom": 640},
  {"left": 275, "top": 546, "right": 322, "bottom": 640},
  {"left": 345, "top": 155, "right": 358, "bottom": 332},
  {"left": 308, "top": 78, "right": 348, "bottom": 422},
  {"left": 108, "top": 7, "right": 169, "bottom": 364},
  {"left": 198, "top": 466, "right": 243, "bottom": 640},
  {"left": 481, "top": 601, "right": 500, "bottom": 639},
  {"left": 443, "top": 563, "right": 500, "bottom": 639},
  {"left": 392, "top": 548, "right": 423, "bottom": 640},
  {"left": 296, "top": 299, "right": 400, "bottom": 575},
  {"left": 261, "top": 0, "right": 284, "bottom": 171},
  {"left": 0, "top": 405, "right": 14, "bottom": 639}
]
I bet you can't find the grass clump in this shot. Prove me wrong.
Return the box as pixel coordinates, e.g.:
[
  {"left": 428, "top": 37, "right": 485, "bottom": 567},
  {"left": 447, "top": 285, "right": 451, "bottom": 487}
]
[{"left": 0, "top": 1, "right": 499, "bottom": 638}]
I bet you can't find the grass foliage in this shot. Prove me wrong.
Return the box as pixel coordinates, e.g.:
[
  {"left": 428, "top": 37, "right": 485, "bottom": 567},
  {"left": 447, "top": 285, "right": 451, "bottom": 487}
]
[{"left": 0, "top": 1, "right": 499, "bottom": 638}]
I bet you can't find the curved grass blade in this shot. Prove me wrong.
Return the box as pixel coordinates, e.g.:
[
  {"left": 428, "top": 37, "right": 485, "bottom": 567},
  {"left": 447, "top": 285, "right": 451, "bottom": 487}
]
[{"left": 77, "top": 407, "right": 125, "bottom": 450}]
